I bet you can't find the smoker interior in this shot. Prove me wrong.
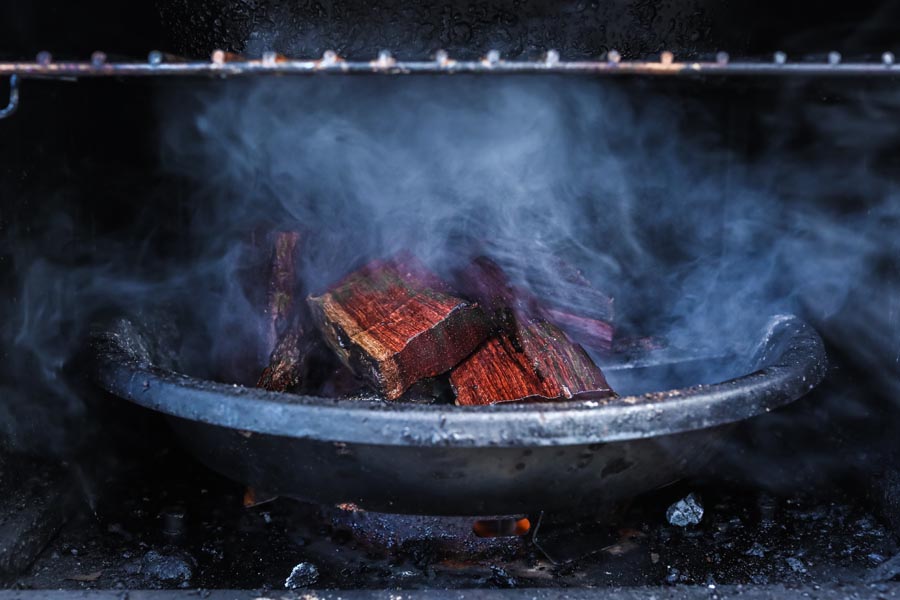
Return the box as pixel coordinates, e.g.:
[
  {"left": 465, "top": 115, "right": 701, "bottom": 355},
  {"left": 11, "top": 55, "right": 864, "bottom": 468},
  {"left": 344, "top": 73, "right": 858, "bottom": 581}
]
[{"left": 2, "top": 2, "right": 900, "bottom": 595}]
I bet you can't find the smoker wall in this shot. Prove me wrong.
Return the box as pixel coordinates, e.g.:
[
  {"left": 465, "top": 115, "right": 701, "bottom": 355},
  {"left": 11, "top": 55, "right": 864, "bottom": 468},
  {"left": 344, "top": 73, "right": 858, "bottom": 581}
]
[
  {"left": 3, "top": 2, "right": 900, "bottom": 61},
  {"left": 156, "top": 1, "right": 900, "bottom": 61}
]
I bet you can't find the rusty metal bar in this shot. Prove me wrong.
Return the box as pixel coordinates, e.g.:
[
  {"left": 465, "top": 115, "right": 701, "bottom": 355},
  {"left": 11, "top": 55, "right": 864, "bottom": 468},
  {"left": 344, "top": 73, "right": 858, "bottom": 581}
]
[{"left": 2, "top": 50, "right": 900, "bottom": 79}]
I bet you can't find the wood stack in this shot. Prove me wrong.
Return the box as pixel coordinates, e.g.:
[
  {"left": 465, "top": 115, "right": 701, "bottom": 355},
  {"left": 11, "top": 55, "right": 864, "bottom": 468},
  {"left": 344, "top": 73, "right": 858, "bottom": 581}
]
[{"left": 253, "top": 246, "right": 619, "bottom": 406}]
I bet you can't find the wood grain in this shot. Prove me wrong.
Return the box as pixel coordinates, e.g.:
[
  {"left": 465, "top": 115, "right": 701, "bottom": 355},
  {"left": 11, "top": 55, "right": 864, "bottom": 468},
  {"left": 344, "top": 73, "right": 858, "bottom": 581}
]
[
  {"left": 308, "top": 253, "right": 491, "bottom": 400},
  {"left": 451, "top": 317, "right": 616, "bottom": 406}
]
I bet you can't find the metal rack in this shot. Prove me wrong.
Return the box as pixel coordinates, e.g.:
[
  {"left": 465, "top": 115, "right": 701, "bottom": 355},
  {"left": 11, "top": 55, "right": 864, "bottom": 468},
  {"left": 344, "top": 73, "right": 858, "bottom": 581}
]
[
  {"left": 2, "top": 48, "right": 899, "bottom": 119},
  {"left": 5, "top": 48, "right": 900, "bottom": 77}
]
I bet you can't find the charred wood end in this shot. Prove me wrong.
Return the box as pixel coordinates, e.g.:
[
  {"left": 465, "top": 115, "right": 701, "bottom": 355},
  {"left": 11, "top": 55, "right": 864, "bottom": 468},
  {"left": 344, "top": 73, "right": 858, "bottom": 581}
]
[
  {"left": 257, "top": 322, "right": 306, "bottom": 392},
  {"left": 263, "top": 231, "right": 304, "bottom": 354}
]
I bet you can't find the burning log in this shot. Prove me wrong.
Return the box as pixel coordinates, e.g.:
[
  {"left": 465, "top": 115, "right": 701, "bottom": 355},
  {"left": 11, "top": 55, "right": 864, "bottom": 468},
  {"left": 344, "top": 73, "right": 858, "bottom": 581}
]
[
  {"left": 457, "top": 256, "right": 614, "bottom": 352},
  {"left": 450, "top": 318, "right": 616, "bottom": 406},
  {"left": 307, "top": 253, "right": 491, "bottom": 400},
  {"left": 257, "top": 231, "right": 310, "bottom": 393}
]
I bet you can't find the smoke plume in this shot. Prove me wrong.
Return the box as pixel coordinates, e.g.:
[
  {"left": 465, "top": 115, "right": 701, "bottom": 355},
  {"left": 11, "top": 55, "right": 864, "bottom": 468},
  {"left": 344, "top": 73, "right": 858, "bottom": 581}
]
[{"left": 3, "top": 73, "right": 900, "bottom": 470}]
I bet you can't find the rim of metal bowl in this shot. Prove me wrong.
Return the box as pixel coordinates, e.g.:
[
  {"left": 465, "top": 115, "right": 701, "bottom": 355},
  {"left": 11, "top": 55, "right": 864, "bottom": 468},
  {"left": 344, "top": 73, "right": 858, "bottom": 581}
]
[{"left": 91, "top": 313, "right": 826, "bottom": 448}]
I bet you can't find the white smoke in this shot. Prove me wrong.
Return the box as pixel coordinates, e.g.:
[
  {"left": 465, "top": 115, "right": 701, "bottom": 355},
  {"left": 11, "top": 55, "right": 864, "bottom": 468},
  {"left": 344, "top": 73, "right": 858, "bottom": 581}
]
[{"left": 4, "top": 74, "right": 900, "bottom": 462}]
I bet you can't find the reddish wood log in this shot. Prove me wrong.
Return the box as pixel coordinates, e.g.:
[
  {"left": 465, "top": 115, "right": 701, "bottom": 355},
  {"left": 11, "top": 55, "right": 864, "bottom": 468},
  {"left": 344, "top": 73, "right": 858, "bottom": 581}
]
[
  {"left": 541, "top": 307, "right": 614, "bottom": 353},
  {"left": 456, "top": 256, "right": 614, "bottom": 352},
  {"left": 257, "top": 231, "right": 311, "bottom": 393},
  {"left": 529, "top": 272, "right": 614, "bottom": 353},
  {"left": 455, "top": 256, "right": 528, "bottom": 321},
  {"left": 451, "top": 318, "right": 616, "bottom": 406},
  {"left": 527, "top": 257, "right": 615, "bottom": 322},
  {"left": 307, "top": 253, "right": 491, "bottom": 400},
  {"left": 261, "top": 231, "right": 303, "bottom": 357},
  {"left": 257, "top": 323, "right": 317, "bottom": 392}
]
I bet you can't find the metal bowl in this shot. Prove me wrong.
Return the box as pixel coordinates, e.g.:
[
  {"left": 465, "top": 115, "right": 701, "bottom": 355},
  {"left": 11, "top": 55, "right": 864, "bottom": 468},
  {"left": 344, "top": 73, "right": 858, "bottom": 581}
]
[{"left": 91, "top": 313, "right": 826, "bottom": 515}]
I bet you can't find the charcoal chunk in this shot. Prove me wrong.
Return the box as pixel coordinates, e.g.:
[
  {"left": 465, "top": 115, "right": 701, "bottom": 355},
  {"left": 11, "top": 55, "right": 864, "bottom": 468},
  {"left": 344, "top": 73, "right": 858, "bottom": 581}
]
[
  {"left": 285, "top": 561, "right": 319, "bottom": 588},
  {"left": 666, "top": 493, "right": 704, "bottom": 527}
]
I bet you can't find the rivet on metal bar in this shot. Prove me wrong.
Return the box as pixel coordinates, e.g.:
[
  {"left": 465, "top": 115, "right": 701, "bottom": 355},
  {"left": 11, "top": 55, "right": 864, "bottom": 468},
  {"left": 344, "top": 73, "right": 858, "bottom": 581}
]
[
  {"left": 36, "top": 51, "right": 52, "bottom": 66},
  {"left": 607, "top": 49, "right": 621, "bottom": 64},
  {"left": 211, "top": 49, "right": 226, "bottom": 66},
  {"left": 660, "top": 51, "right": 674, "bottom": 65},
  {"left": 774, "top": 51, "right": 787, "bottom": 65},
  {"left": 90, "top": 51, "right": 107, "bottom": 67},
  {"left": 434, "top": 49, "right": 449, "bottom": 66},
  {"left": 261, "top": 51, "right": 278, "bottom": 67},
  {"left": 485, "top": 50, "right": 501, "bottom": 65},
  {"left": 375, "top": 50, "right": 395, "bottom": 68},
  {"left": 716, "top": 51, "right": 729, "bottom": 65},
  {"left": 148, "top": 50, "right": 163, "bottom": 66},
  {"left": 321, "top": 50, "right": 338, "bottom": 66},
  {"left": 545, "top": 49, "right": 560, "bottom": 66},
  {"left": 828, "top": 51, "right": 841, "bottom": 65},
  {"left": 0, "top": 75, "right": 20, "bottom": 120},
  {"left": 883, "top": 52, "right": 895, "bottom": 66}
]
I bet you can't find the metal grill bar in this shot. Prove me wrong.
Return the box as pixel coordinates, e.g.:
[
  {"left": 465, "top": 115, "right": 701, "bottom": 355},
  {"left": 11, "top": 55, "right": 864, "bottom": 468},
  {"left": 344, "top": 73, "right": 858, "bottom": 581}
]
[{"left": 2, "top": 51, "right": 900, "bottom": 78}]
